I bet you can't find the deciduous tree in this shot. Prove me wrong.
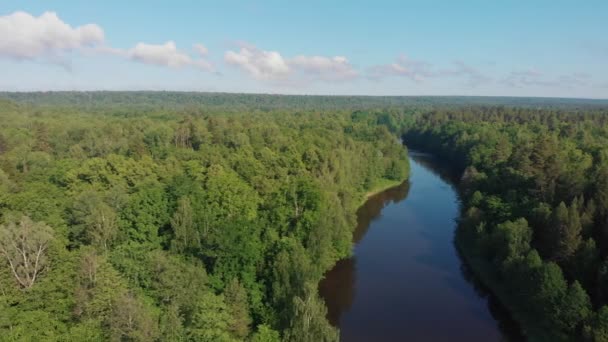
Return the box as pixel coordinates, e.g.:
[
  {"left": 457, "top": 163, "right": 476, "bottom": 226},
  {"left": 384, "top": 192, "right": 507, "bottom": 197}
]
[{"left": 0, "top": 216, "right": 53, "bottom": 289}]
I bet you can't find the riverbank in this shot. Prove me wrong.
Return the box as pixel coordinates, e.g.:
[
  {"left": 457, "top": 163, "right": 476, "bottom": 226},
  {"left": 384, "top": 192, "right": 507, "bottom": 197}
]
[
  {"left": 358, "top": 145, "right": 411, "bottom": 207},
  {"left": 320, "top": 151, "right": 509, "bottom": 341},
  {"left": 407, "top": 144, "right": 545, "bottom": 342},
  {"left": 361, "top": 178, "right": 405, "bottom": 204},
  {"left": 455, "top": 230, "right": 550, "bottom": 342}
]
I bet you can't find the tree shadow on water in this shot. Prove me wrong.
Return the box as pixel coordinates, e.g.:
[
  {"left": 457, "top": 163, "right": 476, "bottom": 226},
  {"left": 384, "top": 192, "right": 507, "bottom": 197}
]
[
  {"left": 412, "top": 150, "right": 525, "bottom": 341},
  {"left": 319, "top": 180, "right": 411, "bottom": 326}
]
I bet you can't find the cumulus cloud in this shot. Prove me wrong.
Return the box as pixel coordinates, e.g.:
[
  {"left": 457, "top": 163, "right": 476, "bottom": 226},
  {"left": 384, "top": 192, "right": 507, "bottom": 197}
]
[
  {"left": 224, "top": 43, "right": 357, "bottom": 82},
  {"left": 0, "top": 10, "right": 213, "bottom": 72},
  {"left": 193, "top": 43, "right": 209, "bottom": 56},
  {"left": 290, "top": 55, "right": 357, "bottom": 81},
  {"left": 128, "top": 42, "right": 191, "bottom": 67},
  {"left": 225, "top": 45, "right": 290, "bottom": 80},
  {"left": 126, "top": 41, "right": 212, "bottom": 71},
  {"left": 0, "top": 11, "right": 104, "bottom": 62}
]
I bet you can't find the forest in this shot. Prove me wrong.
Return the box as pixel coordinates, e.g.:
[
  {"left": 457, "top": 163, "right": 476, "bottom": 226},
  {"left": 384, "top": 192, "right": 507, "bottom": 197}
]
[
  {"left": 402, "top": 106, "right": 608, "bottom": 341},
  {"left": 2, "top": 92, "right": 608, "bottom": 341},
  {"left": 0, "top": 93, "right": 409, "bottom": 341}
]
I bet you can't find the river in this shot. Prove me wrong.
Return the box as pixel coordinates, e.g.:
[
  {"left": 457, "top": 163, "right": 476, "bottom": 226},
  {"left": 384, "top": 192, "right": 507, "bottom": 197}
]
[{"left": 319, "top": 151, "right": 522, "bottom": 341}]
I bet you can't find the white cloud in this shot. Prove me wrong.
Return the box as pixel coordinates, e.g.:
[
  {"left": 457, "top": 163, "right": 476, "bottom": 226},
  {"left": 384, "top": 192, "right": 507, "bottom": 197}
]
[
  {"left": 290, "top": 55, "right": 357, "bottom": 81},
  {"left": 129, "top": 41, "right": 190, "bottom": 67},
  {"left": 193, "top": 43, "right": 208, "bottom": 56},
  {"left": 0, "top": 11, "right": 104, "bottom": 61},
  {"left": 0, "top": 10, "right": 213, "bottom": 72},
  {"left": 224, "top": 43, "right": 357, "bottom": 83},
  {"left": 125, "top": 41, "right": 212, "bottom": 71},
  {"left": 224, "top": 45, "right": 290, "bottom": 80}
]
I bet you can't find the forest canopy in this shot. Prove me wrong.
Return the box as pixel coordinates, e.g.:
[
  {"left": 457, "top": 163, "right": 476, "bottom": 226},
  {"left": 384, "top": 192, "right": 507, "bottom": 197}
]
[
  {"left": 2, "top": 92, "right": 608, "bottom": 341},
  {"left": 0, "top": 93, "right": 409, "bottom": 341},
  {"left": 401, "top": 105, "right": 608, "bottom": 341}
]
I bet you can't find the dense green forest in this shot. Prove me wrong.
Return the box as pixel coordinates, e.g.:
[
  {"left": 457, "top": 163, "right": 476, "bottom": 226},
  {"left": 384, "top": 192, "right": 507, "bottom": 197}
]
[
  {"left": 3, "top": 92, "right": 608, "bottom": 341},
  {"left": 3, "top": 91, "right": 608, "bottom": 112},
  {"left": 402, "top": 106, "right": 608, "bottom": 341},
  {"left": 0, "top": 94, "right": 409, "bottom": 341}
]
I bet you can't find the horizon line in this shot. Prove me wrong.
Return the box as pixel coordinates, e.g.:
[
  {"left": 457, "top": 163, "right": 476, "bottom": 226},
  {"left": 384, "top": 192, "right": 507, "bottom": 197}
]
[{"left": 1, "top": 90, "right": 608, "bottom": 102}]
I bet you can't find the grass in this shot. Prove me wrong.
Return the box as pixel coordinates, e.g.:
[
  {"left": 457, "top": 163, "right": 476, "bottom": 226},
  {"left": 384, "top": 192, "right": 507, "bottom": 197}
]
[{"left": 358, "top": 177, "right": 406, "bottom": 207}]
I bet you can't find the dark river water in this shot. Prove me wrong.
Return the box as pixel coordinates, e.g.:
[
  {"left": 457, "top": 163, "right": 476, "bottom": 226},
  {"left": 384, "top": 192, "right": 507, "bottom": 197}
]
[{"left": 319, "top": 151, "right": 523, "bottom": 342}]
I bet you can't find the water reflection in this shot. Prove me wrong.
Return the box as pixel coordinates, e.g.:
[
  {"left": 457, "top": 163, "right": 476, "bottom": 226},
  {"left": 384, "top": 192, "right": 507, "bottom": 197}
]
[
  {"left": 412, "top": 152, "right": 524, "bottom": 341},
  {"left": 409, "top": 150, "right": 462, "bottom": 186},
  {"left": 456, "top": 248, "right": 525, "bottom": 341},
  {"left": 319, "top": 151, "right": 523, "bottom": 341},
  {"left": 319, "top": 181, "right": 411, "bottom": 326},
  {"left": 353, "top": 181, "right": 411, "bottom": 244}
]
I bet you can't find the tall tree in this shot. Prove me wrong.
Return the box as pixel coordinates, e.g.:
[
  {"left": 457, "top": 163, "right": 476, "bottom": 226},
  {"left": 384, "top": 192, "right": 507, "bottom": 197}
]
[
  {"left": 122, "top": 183, "right": 169, "bottom": 245},
  {"left": 251, "top": 324, "right": 281, "bottom": 342},
  {"left": 558, "top": 281, "right": 592, "bottom": 333},
  {"left": 0, "top": 216, "right": 53, "bottom": 289},
  {"left": 170, "top": 196, "right": 199, "bottom": 253},
  {"left": 285, "top": 284, "right": 338, "bottom": 342},
  {"left": 188, "top": 292, "right": 235, "bottom": 342},
  {"left": 224, "top": 278, "right": 252, "bottom": 339},
  {"left": 549, "top": 202, "right": 582, "bottom": 261},
  {"left": 108, "top": 292, "right": 159, "bottom": 341},
  {"left": 70, "top": 190, "right": 118, "bottom": 250}
]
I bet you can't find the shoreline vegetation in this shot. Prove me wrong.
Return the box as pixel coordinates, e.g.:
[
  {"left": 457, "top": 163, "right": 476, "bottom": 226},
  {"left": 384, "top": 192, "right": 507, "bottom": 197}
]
[
  {"left": 454, "top": 232, "right": 536, "bottom": 340},
  {"left": 0, "top": 93, "right": 411, "bottom": 341},
  {"left": 362, "top": 175, "right": 408, "bottom": 204},
  {"left": 408, "top": 141, "right": 558, "bottom": 342},
  {"left": 402, "top": 105, "right": 608, "bottom": 342},
  {"left": 326, "top": 163, "right": 410, "bottom": 276}
]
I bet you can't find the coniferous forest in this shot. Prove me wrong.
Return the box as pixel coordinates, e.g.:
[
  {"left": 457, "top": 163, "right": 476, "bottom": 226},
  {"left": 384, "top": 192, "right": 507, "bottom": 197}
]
[{"left": 1, "top": 92, "right": 608, "bottom": 341}]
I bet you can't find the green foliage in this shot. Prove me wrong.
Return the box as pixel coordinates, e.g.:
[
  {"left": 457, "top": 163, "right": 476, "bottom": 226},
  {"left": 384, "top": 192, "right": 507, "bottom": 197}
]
[
  {"left": 121, "top": 183, "right": 169, "bottom": 245},
  {"left": 586, "top": 306, "right": 608, "bottom": 342},
  {"left": 0, "top": 95, "right": 411, "bottom": 340},
  {"left": 548, "top": 202, "right": 583, "bottom": 262},
  {"left": 0, "top": 215, "right": 54, "bottom": 289},
  {"left": 69, "top": 190, "right": 118, "bottom": 250},
  {"left": 170, "top": 196, "right": 199, "bottom": 253},
  {"left": 188, "top": 292, "right": 236, "bottom": 342},
  {"left": 224, "top": 278, "right": 252, "bottom": 338},
  {"left": 285, "top": 285, "right": 339, "bottom": 342},
  {"left": 404, "top": 106, "right": 608, "bottom": 340},
  {"left": 491, "top": 218, "right": 532, "bottom": 263},
  {"left": 251, "top": 324, "right": 281, "bottom": 342}
]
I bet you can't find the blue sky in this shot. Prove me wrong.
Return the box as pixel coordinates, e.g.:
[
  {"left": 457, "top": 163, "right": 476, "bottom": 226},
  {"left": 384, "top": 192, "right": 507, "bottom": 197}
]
[{"left": 1, "top": 1, "right": 607, "bottom": 98}]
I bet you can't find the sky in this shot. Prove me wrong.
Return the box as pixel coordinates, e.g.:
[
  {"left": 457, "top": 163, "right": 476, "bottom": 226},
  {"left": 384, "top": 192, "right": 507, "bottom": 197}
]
[{"left": 0, "top": 1, "right": 607, "bottom": 98}]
